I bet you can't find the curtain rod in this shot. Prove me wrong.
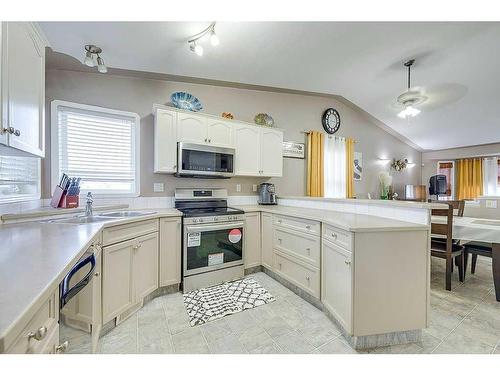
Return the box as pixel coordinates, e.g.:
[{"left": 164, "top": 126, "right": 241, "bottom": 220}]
[{"left": 300, "top": 130, "right": 357, "bottom": 143}]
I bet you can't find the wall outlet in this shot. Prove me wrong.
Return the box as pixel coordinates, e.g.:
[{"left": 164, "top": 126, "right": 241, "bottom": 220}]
[
  {"left": 153, "top": 183, "right": 164, "bottom": 193},
  {"left": 236, "top": 184, "right": 241, "bottom": 193},
  {"left": 486, "top": 200, "right": 497, "bottom": 209},
  {"left": 253, "top": 184, "right": 257, "bottom": 192}
]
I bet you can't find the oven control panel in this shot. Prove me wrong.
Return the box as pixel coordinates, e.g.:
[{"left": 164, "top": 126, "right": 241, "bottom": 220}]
[{"left": 184, "top": 214, "right": 245, "bottom": 225}]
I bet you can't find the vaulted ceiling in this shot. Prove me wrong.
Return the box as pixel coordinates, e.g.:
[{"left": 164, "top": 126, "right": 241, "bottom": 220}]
[{"left": 39, "top": 21, "right": 500, "bottom": 151}]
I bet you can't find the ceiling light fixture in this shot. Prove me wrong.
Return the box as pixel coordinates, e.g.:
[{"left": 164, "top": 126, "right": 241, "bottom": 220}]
[
  {"left": 188, "top": 22, "right": 219, "bottom": 56},
  {"left": 83, "top": 45, "right": 107, "bottom": 73},
  {"left": 397, "top": 59, "right": 426, "bottom": 119}
]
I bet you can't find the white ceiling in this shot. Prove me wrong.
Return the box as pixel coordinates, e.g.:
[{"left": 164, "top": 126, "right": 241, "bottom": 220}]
[{"left": 39, "top": 22, "right": 500, "bottom": 151}]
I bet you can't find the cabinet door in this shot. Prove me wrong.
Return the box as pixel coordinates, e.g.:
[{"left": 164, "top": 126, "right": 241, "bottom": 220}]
[
  {"left": 154, "top": 109, "right": 177, "bottom": 173},
  {"left": 244, "top": 212, "right": 261, "bottom": 269},
  {"left": 102, "top": 239, "right": 134, "bottom": 324},
  {"left": 6, "top": 22, "right": 45, "bottom": 156},
  {"left": 159, "top": 217, "right": 181, "bottom": 287},
  {"left": 133, "top": 232, "right": 159, "bottom": 301},
  {"left": 234, "top": 125, "right": 261, "bottom": 176},
  {"left": 177, "top": 112, "right": 207, "bottom": 144},
  {"left": 261, "top": 212, "right": 273, "bottom": 270},
  {"left": 207, "top": 118, "right": 233, "bottom": 147},
  {"left": 321, "top": 240, "right": 353, "bottom": 334},
  {"left": 260, "top": 128, "right": 283, "bottom": 177}
]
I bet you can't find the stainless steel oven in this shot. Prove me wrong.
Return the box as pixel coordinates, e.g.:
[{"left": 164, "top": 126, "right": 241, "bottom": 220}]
[
  {"left": 183, "top": 220, "right": 244, "bottom": 277},
  {"left": 177, "top": 142, "right": 235, "bottom": 178}
]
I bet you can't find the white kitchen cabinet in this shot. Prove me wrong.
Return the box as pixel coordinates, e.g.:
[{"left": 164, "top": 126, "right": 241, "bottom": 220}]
[
  {"left": 177, "top": 112, "right": 207, "bottom": 144},
  {"left": 154, "top": 108, "right": 177, "bottom": 173},
  {"left": 234, "top": 124, "right": 261, "bottom": 176},
  {"left": 0, "top": 22, "right": 45, "bottom": 157},
  {"left": 159, "top": 217, "right": 182, "bottom": 287},
  {"left": 244, "top": 212, "right": 261, "bottom": 269},
  {"left": 321, "top": 239, "right": 353, "bottom": 334},
  {"left": 102, "top": 231, "right": 159, "bottom": 324},
  {"left": 207, "top": 118, "right": 233, "bottom": 147},
  {"left": 133, "top": 232, "right": 159, "bottom": 301},
  {"left": 260, "top": 128, "right": 283, "bottom": 176},
  {"left": 234, "top": 124, "right": 283, "bottom": 177},
  {"left": 102, "top": 239, "right": 134, "bottom": 323},
  {"left": 261, "top": 212, "right": 273, "bottom": 270}
]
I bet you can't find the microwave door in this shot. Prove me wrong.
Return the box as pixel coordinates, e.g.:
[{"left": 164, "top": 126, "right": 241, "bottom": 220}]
[{"left": 177, "top": 143, "right": 235, "bottom": 177}]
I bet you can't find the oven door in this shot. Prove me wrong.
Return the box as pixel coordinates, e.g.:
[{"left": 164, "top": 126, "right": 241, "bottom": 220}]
[
  {"left": 177, "top": 142, "right": 235, "bottom": 178},
  {"left": 184, "top": 221, "right": 244, "bottom": 276}
]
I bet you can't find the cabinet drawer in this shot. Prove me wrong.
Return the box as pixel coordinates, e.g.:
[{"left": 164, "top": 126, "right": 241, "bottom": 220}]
[
  {"left": 273, "top": 227, "right": 320, "bottom": 267},
  {"left": 7, "top": 291, "right": 58, "bottom": 353},
  {"left": 273, "top": 251, "right": 320, "bottom": 298},
  {"left": 102, "top": 219, "right": 159, "bottom": 246},
  {"left": 322, "top": 224, "right": 352, "bottom": 251},
  {"left": 273, "top": 214, "right": 320, "bottom": 235}
]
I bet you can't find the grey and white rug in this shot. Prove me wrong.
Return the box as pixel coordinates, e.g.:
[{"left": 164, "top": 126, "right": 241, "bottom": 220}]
[{"left": 183, "top": 277, "right": 276, "bottom": 326}]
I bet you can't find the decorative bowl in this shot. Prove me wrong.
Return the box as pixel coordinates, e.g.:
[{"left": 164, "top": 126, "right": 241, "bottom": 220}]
[
  {"left": 254, "top": 113, "right": 274, "bottom": 127},
  {"left": 170, "top": 92, "right": 203, "bottom": 112}
]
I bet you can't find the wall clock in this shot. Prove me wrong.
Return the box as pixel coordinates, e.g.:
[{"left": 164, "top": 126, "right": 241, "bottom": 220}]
[{"left": 322, "top": 108, "right": 341, "bottom": 134}]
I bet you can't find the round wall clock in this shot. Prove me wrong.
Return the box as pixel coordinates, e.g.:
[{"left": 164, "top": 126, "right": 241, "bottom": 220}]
[{"left": 322, "top": 108, "right": 341, "bottom": 134}]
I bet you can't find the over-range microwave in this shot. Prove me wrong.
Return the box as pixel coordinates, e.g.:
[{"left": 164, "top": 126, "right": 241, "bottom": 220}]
[{"left": 176, "top": 142, "right": 235, "bottom": 178}]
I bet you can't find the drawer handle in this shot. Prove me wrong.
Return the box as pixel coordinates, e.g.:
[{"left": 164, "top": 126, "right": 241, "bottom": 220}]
[
  {"left": 331, "top": 233, "right": 338, "bottom": 240},
  {"left": 306, "top": 248, "right": 311, "bottom": 255},
  {"left": 56, "top": 341, "right": 69, "bottom": 353},
  {"left": 133, "top": 244, "right": 142, "bottom": 250},
  {"left": 345, "top": 260, "right": 351, "bottom": 265},
  {"left": 278, "top": 238, "right": 282, "bottom": 244},
  {"left": 306, "top": 225, "right": 311, "bottom": 230},
  {"left": 277, "top": 219, "right": 282, "bottom": 223},
  {"left": 306, "top": 276, "right": 310, "bottom": 283},
  {"left": 279, "top": 263, "right": 282, "bottom": 270},
  {"left": 28, "top": 326, "right": 47, "bottom": 341}
]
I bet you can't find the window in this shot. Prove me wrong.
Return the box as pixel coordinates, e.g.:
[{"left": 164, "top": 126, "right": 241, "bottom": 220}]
[
  {"left": 483, "top": 156, "right": 500, "bottom": 197},
  {"left": 436, "top": 161, "right": 454, "bottom": 200},
  {"left": 0, "top": 155, "right": 40, "bottom": 203},
  {"left": 324, "top": 136, "right": 347, "bottom": 198},
  {"left": 51, "top": 101, "right": 140, "bottom": 197}
]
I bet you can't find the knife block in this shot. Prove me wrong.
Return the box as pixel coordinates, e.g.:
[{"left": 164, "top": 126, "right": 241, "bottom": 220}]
[
  {"left": 50, "top": 186, "right": 65, "bottom": 208},
  {"left": 59, "top": 194, "right": 79, "bottom": 209}
]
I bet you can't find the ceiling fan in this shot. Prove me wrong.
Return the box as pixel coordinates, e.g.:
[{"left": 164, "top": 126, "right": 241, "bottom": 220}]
[{"left": 396, "top": 59, "right": 427, "bottom": 119}]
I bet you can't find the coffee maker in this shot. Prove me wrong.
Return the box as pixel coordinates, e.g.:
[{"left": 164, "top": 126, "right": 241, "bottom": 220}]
[{"left": 258, "top": 183, "right": 277, "bottom": 205}]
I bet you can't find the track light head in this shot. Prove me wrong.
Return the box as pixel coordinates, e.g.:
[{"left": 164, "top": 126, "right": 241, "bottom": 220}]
[{"left": 190, "top": 42, "right": 204, "bottom": 56}]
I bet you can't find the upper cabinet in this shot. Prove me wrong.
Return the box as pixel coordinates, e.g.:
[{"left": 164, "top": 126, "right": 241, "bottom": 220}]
[
  {"left": 0, "top": 22, "right": 46, "bottom": 157},
  {"left": 153, "top": 106, "right": 284, "bottom": 178}
]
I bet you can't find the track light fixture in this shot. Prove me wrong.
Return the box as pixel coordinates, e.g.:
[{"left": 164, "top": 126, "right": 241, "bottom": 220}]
[
  {"left": 188, "top": 22, "right": 219, "bottom": 56},
  {"left": 83, "top": 45, "right": 107, "bottom": 73}
]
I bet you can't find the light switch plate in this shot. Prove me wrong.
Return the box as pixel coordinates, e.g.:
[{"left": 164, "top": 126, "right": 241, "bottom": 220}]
[
  {"left": 253, "top": 184, "right": 257, "bottom": 192},
  {"left": 153, "top": 183, "right": 164, "bottom": 192},
  {"left": 236, "top": 184, "right": 241, "bottom": 193},
  {"left": 486, "top": 200, "right": 497, "bottom": 209}
]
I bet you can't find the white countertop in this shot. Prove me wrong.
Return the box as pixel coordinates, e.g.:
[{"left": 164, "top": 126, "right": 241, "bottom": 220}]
[
  {"left": 0, "top": 208, "right": 181, "bottom": 349},
  {"left": 237, "top": 205, "right": 429, "bottom": 232}
]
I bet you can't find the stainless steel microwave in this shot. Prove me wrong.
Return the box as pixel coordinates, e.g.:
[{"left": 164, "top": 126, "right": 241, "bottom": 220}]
[{"left": 176, "top": 142, "right": 235, "bottom": 178}]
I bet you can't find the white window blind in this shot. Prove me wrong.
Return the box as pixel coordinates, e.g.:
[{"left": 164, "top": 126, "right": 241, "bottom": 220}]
[
  {"left": 0, "top": 155, "right": 40, "bottom": 203},
  {"left": 53, "top": 102, "right": 140, "bottom": 196},
  {"left": 324, "top": 136, "right": 347, "bottom": 198},
  {"left": 483, "top": 156, "right": 500, "bottom": 197}
]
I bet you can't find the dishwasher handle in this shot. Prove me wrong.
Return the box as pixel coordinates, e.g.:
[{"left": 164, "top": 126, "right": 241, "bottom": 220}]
[{"left": 60, "top": 253, "right": 96, "bottom": 307}]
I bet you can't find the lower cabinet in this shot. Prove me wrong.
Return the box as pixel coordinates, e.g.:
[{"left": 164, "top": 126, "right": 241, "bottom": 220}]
[
  {"left": 261, "top": 212, "right": 273, "bottom": 269},
  {"left": 159, "top": 217, "right": 182, "bottom": 287},
  {"left": 244, "top": 212, "right": 261, "bottom": 269},
  {"left": 321, "top": 239, "right": 353, "bottom": 334},
  {"left": 102, "top": 232, "right": 159, "bottom": 324},
  {"left": 273, "top": 250, "right": 320, "bottom": 298}
]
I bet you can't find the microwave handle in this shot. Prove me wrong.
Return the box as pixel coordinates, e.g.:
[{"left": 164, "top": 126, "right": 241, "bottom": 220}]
[
  {"left": 185, "top": 221, "right": 245, "bottom": 233},
  {"left": 60, "top": 253, "right": 96, "bottom": 307}
]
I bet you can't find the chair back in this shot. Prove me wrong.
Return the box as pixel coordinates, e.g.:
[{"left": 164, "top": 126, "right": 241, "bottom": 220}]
[
  {"left": 430, "top": 200, "right": 465, "bottom": 217},
  {"left": 431, "top": 203, "right": 454, "bottom": 255}
]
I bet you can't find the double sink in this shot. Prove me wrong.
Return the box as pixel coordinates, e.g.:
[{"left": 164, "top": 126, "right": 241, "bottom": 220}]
[{"left": 44, "top": 210, "right": 157, "bottom": 224}]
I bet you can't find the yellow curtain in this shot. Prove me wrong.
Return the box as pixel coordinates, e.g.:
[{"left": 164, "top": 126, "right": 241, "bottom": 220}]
[
  {"left": 306, "top": 131, "right": 324, "bottom": 197},
  {"left": 456, "top": 158, "right": 483, "bottom": 200},
  {"left": 345, "top": 138, "right": 355, "bottom": 198}
]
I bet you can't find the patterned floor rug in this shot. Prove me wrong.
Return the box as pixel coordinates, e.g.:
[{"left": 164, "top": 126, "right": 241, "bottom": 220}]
[{"left": 183, "top": 277, "right": 276, "bottom": 326}]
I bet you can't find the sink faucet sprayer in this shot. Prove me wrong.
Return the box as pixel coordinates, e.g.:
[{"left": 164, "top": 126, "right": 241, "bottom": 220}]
[{"left": 85, "top": 192, "right": 93, "bottom": 217}]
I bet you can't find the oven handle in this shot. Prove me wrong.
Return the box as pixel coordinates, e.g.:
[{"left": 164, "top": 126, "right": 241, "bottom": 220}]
[
  {"left": 60, "top": 253, "right": 96, "bottom": 307},
  {"left": 185, "top": 221, "right": 245, "bottom": 233}
]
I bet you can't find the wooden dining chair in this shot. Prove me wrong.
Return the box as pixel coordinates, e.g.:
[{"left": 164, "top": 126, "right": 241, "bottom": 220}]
[
  {"left": 464, "top": 242, "right": 492, "bottom": 276},
  {"left": 431, "top": 203, "right": 465, "bottom": 290}
]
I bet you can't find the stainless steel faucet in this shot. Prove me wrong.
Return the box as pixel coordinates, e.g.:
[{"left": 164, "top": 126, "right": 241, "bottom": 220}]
[{"left": 85, "top": 192, "right": 93, "bottom": 217}]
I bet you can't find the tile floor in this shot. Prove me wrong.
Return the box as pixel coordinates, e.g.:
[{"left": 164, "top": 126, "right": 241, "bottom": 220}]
[{"left": 64, "top": 257, "right": 500, "bottom": 354}]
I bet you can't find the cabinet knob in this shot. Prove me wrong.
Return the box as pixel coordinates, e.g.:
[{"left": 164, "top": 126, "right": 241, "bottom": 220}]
[
  {"left": 306, "top": 225, "right": 311, "bottom": 229},
  {"left": 345, "top": 260, "right": 351, "bottom": 265},
  {"left": 278, "top": 238, "right": 282, "bottom": 243},
  {"left": 56, "top": 341, "right": 69, "bottom": 353},
  {"left": 208, "top": 139, "right": 211, "bottom": 143},
  {"left": 94, "top": 272, "right": 100, "bottom": 277},
  {"left": 28, "top": 326, "right": 47, "bottom": 341},
  {"left": 133, "top": 244, "right": 141, "bottom": 250},
  {"left": 277, "top": 219, "right": 282, "bottom": 224},
  {"left": 204, "top": 138, "right": 208, "bottom": 142},
  {"left": 306, "top": 276, "right": 310, "bottom": 282},
  {"left": 279, "top": 263, "right": 282, "bottom": 270},
  {"left": 331, "top": 233, "right": 338, "bottom": 239},
  {"left": 14, "top": 129, "right": 21, "bottom": 136},
  {"left": 306, "top": 248, "right": 311, "bottom": 255}
]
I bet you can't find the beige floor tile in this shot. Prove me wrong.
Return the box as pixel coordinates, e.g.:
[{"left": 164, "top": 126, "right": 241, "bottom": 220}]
[
  {"left": 275, "top": 331, "right": 315, "bottom": 354},
  {"left": 224, "top": 309, "right": 258, "bottom": 333},
  {"left": 369, "top": 342, "right": 423, "bottom": 354},
  {"left": 433, "top": 330, "right": 494, "bottom": 354},
  {"left": 208, "top": 333, "right": 248, "bottom": 354},
  {"left": 296, "top": 322, "right": 341, "bottom": 348},
  {"left": 167, "top": 312, "right": 192, "bottom": 335},
  {"left": 171, "top": 327, "right": 210, "bottom": 354},
  {"left": 200, "top": 318, "right": 233, "bottom": 343},
  {"left": 315, "top": 337, "right": 357, "bottom": 354},
  {"left": 260, "top": 316, "right": 294, "bottom": 338},
  {"left": 416, "top": 332, "right": 442, "bottom": 353},
  {"left": 235, "top": 326, "right": 274, "bottom": 352},
  {"left": 452, "top": 315, "right": 500, "bottom": 347},
  {"left": 250, "top": 342, "right": 284, "bottom": 354}
]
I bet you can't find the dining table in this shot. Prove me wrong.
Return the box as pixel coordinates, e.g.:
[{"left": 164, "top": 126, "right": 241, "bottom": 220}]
[{"left": 432, "top": 215, "right": 500, "bottom": 302}]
